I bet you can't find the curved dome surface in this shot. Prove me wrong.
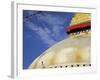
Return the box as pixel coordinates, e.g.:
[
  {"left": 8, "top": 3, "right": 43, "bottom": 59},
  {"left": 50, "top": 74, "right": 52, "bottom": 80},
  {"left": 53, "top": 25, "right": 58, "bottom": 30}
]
[
  {"left": 29, "top": 13, "right": 91, "bottom": 69},
  {"left": 29, "top": 32, "right": 91, "bottom": 69}
]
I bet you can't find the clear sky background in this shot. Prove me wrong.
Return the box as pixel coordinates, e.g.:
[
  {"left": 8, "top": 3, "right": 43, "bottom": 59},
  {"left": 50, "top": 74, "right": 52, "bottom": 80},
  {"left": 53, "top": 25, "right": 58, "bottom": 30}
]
[{"left": 23, "top": 10, "right": 74, "bottom": 69}]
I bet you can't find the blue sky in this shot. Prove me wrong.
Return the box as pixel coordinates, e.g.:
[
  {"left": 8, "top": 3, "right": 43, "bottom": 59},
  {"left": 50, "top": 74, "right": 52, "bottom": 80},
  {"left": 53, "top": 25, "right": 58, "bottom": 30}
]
[{"left": 23, "top": 10, "right": 74, "bottom": 69}]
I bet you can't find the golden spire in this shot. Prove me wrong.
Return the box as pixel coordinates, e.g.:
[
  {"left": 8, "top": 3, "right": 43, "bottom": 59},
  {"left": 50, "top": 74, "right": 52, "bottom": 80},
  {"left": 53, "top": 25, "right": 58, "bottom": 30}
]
[
  {"left": 70, "top": 13, "right": 91, "bottom": 26},
  {"left": 67, "top": 13, "right": 91, "bottom": 35}
]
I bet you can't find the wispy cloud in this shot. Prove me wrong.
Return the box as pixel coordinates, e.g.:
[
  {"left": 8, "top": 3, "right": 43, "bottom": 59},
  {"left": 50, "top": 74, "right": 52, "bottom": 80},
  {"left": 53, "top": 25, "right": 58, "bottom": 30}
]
[
  {"left": 37, "top": 13, "right": 66, "bottom": 40},
  {"left": 24, "top": 11, "right": 69, "bottom": 46},
  {"left": 24, "top": 21, "right": 56, "bottom": 46}
]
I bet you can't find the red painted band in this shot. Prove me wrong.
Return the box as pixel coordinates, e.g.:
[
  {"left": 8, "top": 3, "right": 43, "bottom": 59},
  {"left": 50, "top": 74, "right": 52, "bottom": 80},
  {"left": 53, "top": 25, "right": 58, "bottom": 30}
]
[{"left": 67, "top": 22, "right": 91, "bottom": 32}]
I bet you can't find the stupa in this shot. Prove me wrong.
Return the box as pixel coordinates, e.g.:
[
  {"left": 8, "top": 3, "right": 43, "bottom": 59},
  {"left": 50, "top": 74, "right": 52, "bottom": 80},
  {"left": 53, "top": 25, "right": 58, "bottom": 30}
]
[{"left": 29, "top": 13, "right": 91, "bottom": 69}]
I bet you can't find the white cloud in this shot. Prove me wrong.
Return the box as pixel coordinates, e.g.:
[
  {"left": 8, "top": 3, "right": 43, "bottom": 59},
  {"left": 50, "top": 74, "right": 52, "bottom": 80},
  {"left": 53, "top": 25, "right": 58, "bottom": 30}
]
[
  {"left": 24, "top": 11, "right": 67, "bottom": 46},
  {"left": 37, "top": 27, "right": 56, "bottom": 46},
  {"left": 25, "top": 21, "right": 56, "bottom": 46},
  {"left": 37, "top": 13, "right": 65, "bottom": 39}
]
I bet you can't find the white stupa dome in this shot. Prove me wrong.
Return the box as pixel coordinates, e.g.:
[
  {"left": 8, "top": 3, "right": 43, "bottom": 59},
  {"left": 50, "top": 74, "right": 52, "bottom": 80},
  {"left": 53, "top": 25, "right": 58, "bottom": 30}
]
[{"left": 29, "top": 13, "right": 91, "bottom": 69}]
